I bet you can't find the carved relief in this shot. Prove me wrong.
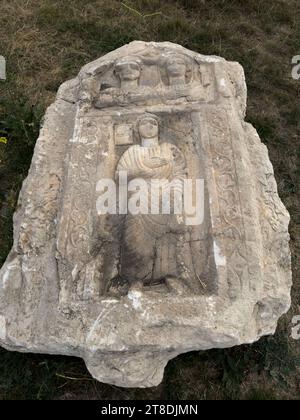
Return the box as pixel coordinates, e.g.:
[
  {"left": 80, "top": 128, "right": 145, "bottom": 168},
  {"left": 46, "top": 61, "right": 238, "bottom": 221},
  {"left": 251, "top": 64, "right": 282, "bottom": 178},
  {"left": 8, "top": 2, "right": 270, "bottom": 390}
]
[
  {"left": 114, "top": 123, "right": 133, "bottom": 145},
  {"left": 0, "top": 42, "right": 292, "bottom": 389},
  {"left": 206, "top": 108, "right": 248, "bottom": 299},
  {"left": 108, "top": 114, "right": 196, "bottom": 295}
]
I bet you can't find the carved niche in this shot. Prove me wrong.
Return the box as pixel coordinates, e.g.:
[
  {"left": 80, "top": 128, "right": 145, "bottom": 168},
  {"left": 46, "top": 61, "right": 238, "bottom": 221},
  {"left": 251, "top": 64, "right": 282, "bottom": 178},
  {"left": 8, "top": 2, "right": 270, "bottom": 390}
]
[{"left": 56, "top": 44, "right": 221, "bottom": 304}]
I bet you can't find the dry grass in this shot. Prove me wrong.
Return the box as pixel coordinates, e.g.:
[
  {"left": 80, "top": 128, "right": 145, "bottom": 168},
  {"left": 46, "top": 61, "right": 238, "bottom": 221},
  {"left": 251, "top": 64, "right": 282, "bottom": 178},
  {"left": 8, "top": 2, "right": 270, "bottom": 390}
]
[{"left": 0, "top": 0, "right": 299, "bottom": 399}]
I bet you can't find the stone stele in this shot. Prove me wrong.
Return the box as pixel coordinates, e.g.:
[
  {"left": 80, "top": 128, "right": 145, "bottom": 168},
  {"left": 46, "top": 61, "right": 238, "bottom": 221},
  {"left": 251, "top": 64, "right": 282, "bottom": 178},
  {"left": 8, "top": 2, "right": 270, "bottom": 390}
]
[{"left": 0, "top": 42, "right": 292, "bottom": 388}]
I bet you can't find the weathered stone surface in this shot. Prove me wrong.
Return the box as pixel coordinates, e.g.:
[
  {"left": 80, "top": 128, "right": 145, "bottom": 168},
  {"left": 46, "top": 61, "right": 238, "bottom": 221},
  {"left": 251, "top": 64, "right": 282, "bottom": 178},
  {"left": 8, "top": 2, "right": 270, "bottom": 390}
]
[{"left": 0, "top": 42, "right": 292, "bottom": 388}]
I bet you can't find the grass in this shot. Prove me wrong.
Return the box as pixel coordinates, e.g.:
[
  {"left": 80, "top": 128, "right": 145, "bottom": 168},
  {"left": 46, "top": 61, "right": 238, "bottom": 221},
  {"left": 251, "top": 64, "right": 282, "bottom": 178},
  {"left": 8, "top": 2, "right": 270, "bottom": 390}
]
[{"left": 0, "top": 0, "right": 300, "bottom": 399}]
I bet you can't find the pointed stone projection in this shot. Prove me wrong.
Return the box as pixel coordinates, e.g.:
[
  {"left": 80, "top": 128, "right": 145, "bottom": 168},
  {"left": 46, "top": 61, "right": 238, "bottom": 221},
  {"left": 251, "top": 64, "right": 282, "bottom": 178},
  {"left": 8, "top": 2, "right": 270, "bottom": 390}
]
[{"left": 0, "top": 42, "right": 292, "bottom": 387}]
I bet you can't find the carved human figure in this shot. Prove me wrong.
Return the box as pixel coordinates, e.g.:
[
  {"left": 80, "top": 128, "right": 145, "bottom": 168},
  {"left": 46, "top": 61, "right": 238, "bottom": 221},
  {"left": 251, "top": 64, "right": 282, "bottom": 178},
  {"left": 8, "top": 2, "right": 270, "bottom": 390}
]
[
  {"left": 95, "top": 56, "right": 142, "bottom": 108},
  {"left": 166, "top": 54, "right": 188, "bottom": 86},
  {"left": 110, "top": 115, "right": 194, "bottom": 295}
]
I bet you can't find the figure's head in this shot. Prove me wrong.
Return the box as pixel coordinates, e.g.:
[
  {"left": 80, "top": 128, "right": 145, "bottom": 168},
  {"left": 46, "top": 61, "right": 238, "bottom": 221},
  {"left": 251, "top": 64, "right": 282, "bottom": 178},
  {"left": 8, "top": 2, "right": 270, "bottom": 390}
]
[
  {"left": 166, "top": 54, "right": 187, "bottom": 78},
  {"left": 115, "top": 56, "right": 142, "bottom": 82},
  {"left": 138, "top": 115, "right": 159, "bottom": 139}
]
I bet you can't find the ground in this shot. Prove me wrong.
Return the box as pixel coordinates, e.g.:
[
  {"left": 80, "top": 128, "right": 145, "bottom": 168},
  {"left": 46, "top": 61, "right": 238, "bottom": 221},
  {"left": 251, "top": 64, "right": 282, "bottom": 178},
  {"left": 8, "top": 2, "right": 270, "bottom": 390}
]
[{"left": 0, "top": 0, "right": 299, "bottom": 400}]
